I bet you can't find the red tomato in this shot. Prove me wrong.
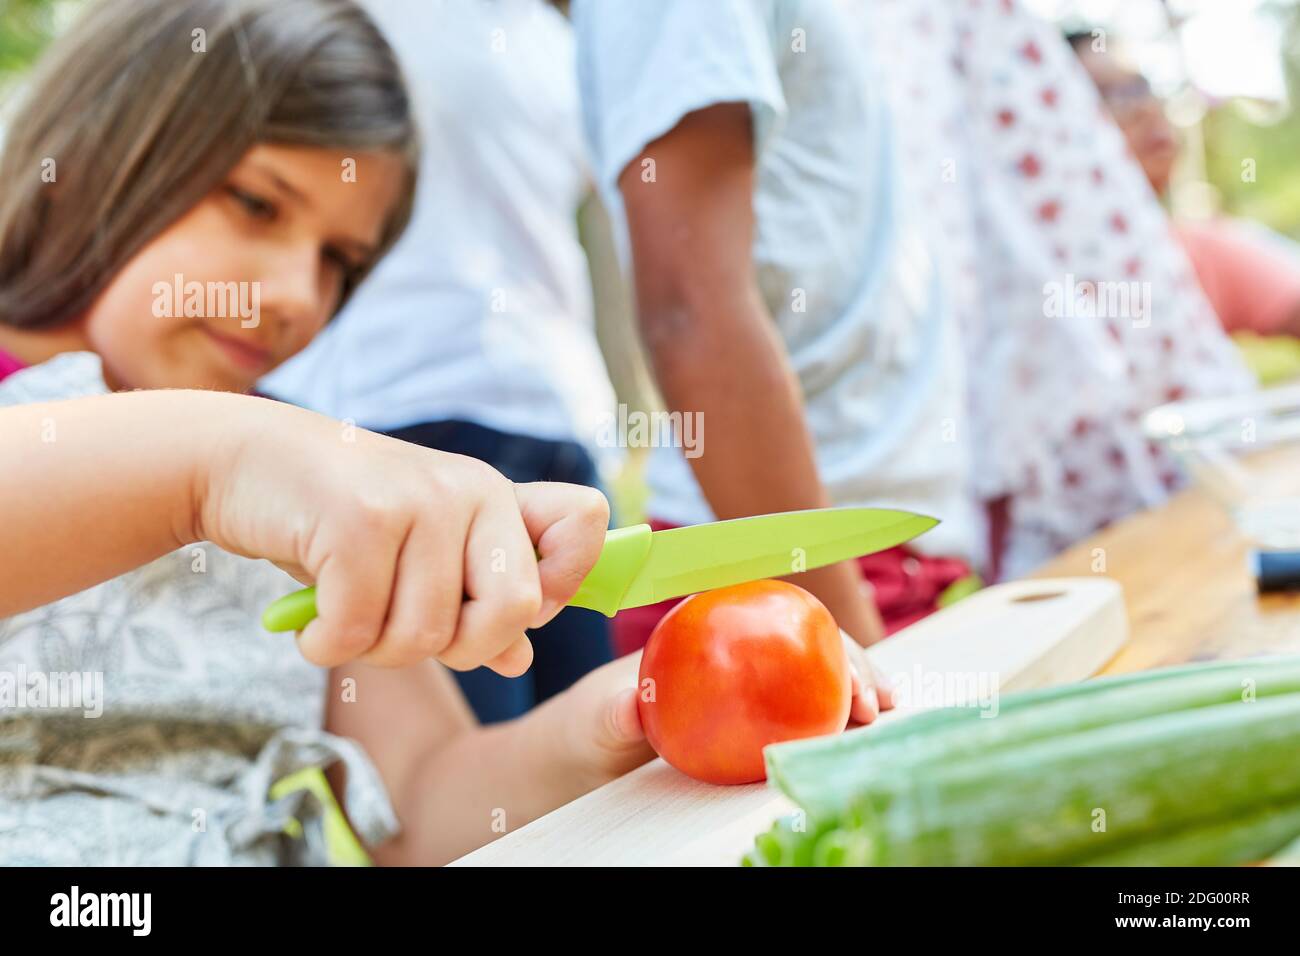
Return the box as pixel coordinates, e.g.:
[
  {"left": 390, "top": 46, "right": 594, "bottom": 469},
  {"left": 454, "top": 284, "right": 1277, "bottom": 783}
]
[{"left": 637, "top": 579, "right": 851, "bottom": 785}]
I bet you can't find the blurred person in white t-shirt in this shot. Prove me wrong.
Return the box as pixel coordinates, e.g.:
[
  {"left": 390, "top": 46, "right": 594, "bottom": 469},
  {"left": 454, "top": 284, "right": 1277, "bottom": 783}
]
[
  {"left": 264, "top": 0, "right": 618, "bottom": 724},
  {"left": 573, "top": 0, "right": 980, "bottom": 665}
]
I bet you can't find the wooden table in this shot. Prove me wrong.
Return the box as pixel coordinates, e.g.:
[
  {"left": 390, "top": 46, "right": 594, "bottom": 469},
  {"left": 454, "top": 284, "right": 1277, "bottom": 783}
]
[
  {"left": 1030, "top": 446, "right": 1300, "bottom": 672},
  {"left": 453, "top": 448, "right": 1300, "bottom": 865}
]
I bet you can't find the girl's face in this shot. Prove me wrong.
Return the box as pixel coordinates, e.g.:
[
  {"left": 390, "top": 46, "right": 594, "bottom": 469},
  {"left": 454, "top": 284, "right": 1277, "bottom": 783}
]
[{"left": 80, "top": 144, "right": 406, "bottom": 392}]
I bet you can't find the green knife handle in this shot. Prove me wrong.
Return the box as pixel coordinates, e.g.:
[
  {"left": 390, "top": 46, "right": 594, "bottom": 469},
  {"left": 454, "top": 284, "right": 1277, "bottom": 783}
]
[
  {"left": 566, "top": 523, "right": 652, "bottom": 617},
  {"left": 263, "top": 586, "right": 319, "bottom": 633},
  {"left": 261, "top": 523, "right": 653, "bottom": 632}
]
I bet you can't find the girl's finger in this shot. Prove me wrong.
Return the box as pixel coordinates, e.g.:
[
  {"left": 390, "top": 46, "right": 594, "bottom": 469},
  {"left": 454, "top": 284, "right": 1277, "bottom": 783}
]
[
  {"left": 514, "top": 482, "right": 610, "bottom": 626},
  {"left": 868, "top": 659, "right": 896, "bottom": 711},
  {"left": 271, "top": 561, "right": 314, "bottom": 588},
  {"left": 360, "top": 513, "right": 463, "bottom": 668},
  {"left": 840, "top": 628, "right": 895, "bottom": 714},
  {"left": 848, "top": 667, "right": 881, "bottom": 725},
  {"left": 443, "top": 486, "right": 543, "bottom": 674},
  {"left": 483, "top": 634, "right": 534, "bottom": 678},
  {"left": 605, "top": 685, "right": 645, "bottom": 744},
  {"left": 297, "top": 524, "right": 400, "bottom": 668}
]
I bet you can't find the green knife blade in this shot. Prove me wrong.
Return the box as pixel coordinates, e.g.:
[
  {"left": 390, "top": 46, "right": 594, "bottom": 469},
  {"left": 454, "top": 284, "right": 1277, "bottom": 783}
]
[
  {"left": 612, "top": 507, "right": 937, "bottom": 612},
  {"left": 261, "top": 506, "right": 937, "bottom": 632}
]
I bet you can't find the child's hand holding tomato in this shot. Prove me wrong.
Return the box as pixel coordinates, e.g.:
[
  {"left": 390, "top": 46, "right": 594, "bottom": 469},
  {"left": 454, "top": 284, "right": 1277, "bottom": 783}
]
[
  {"left": 530, "top": 611, "right": 889, "bottom": 796},
  {"left": 540, "top": 651, "right": 655, "bottom": 793},
  {"left": 842, "top": 632, "right": 897, "bottom": 725}
]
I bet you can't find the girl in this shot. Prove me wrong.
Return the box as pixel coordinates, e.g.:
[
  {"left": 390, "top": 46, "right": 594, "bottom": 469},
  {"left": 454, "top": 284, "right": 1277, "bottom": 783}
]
[
  {"left": 0, "top": 0, "right": 881, "bottom": 866},
  {"left": 0, "top": 0, "right": 652, "bottom": 866}
]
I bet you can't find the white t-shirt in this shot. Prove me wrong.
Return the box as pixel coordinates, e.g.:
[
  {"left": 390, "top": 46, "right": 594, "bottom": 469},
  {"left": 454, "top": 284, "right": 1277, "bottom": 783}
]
[
  {"left": 573, "top": 0, "right": 977, "bottom": 561},
  {"left": 263, "top": 0, "right": 617, "bottom": 460}
]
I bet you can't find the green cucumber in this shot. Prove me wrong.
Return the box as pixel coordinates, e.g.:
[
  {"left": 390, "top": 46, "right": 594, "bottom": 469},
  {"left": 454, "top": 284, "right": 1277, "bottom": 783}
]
[
  {"left": 746, "top": 797, "right": 1300, "bottom": 868},
  {"left": 857, "top": 693, "right": 1300, "bottom": 865},
  {"left": 1078, "top": 799, "right": 1300, "bottom": 867},
  {"left": 766, "top": 655, "right": 1300, "bottom": 822},
  {"left": 747, "top": 657, "right": 1300, "bottom": 866},
  {"left": 1267, "top": 833, "right": 1300, "bottom": 865}
]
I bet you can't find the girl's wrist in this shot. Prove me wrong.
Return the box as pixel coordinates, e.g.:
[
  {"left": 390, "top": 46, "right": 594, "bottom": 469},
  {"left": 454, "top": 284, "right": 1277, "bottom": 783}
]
[
  {"left": 174, "top": 389, "right": 263, "bottom": 547},
  {"left": 527, "top": 691, "right": 591, "bottom": 780},
  {"left": 503, "top": 686, "right": 612, "bottom": 799}
]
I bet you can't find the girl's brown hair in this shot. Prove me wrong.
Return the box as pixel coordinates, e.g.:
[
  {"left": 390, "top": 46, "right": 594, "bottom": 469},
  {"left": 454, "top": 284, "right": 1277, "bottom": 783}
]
[{"left": 0, "top": 0, "right": 419, "bottom": 329}]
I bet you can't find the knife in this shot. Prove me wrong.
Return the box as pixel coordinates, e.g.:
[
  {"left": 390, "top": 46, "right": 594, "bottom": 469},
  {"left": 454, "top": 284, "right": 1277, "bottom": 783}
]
[{"left": 261, "top": 506, "right": 938, "bottom": 632}]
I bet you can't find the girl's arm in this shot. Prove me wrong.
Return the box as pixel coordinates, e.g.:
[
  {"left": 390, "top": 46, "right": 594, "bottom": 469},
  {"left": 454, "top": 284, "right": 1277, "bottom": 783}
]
[
  {"left": 617, "top": 105, "right": 886, "bottom": 650},
  {"left": 325, "top": 653, "right": 652, "bottom": 866},
  {"left": 326, "top": 640, "right": 892, "bottom": 866},
  {"left": 1, "top": 389, "right": 223, "bottom": 615},
  {"left": 0, "top": 389, "right": 610, "bottom": 674}
]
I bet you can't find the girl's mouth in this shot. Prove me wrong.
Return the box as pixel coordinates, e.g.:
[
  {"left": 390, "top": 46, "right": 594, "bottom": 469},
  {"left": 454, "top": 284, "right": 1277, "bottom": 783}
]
[{"left": 200, "top": 324, "right": 274, "bottom": 373}]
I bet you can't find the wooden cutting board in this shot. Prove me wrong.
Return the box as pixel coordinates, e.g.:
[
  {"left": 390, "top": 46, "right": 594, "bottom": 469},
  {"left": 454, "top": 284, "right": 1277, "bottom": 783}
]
[{"left": 451, "top": 576, "right": 1127, "bottom": 867}]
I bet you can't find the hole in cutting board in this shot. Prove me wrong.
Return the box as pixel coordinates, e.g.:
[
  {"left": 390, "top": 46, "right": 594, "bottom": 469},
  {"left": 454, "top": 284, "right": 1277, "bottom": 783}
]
[{"left": 1010, "top": 589, "right": 1066, "bottom": 603}]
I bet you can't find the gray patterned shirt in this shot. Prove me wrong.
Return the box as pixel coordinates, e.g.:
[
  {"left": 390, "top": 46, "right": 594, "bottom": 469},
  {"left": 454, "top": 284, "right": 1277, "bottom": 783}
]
[{"left": 0, "top": 353, "right": 399, "bottom": 865}]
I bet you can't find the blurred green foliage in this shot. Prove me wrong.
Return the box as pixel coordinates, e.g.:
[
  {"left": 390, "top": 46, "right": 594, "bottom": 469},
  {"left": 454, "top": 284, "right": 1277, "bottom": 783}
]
[
  {"left": 1201, "top": 2, "right": 1300, "bottom": 239},
  {"left": 0, "top": 0, "right": 62, "bottom": 82}
]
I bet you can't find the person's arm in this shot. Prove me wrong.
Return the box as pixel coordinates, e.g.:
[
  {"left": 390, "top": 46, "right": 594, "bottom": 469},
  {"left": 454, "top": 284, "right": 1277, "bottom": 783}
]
[
  {"left": 1, "top": 389, "right": 213, "bottom": 616},
  {"left": 618, "top": 103, "right": 884, "bottom": 647},
  {"left": 328, "top": 625, "right": 893, "bottom": 867},
  {"left": 0, "top": 389, "right": 609, "bottom": 672},
  {"left": 326, "top": 651, "right": 650, "bottom": 866}
]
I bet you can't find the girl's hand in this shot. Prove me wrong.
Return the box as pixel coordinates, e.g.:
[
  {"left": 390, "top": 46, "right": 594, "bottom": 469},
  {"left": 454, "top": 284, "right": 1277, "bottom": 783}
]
[
  {"left": 545, "top": 652, "right": 655, "bottom": 792},
  {"left": 195, "top": 398, "right": 609, "bottom": 673},
  {"left": 540, "top": 637, "right": 890, "bottom": 798},
  {"left": 841, "top": 632, "right": 896, "bottom": 726}
]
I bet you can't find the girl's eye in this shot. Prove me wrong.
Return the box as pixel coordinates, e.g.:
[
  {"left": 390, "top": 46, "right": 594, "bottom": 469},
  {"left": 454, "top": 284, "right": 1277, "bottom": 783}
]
[{"left": 226, "top": 186, "right": 276, "bottom": 222}]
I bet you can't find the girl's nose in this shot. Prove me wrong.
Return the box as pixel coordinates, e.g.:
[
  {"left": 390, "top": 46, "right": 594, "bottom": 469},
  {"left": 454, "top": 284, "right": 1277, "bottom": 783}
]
[{"left": 257, "top": 243, "right": 327, "bottom": 332}]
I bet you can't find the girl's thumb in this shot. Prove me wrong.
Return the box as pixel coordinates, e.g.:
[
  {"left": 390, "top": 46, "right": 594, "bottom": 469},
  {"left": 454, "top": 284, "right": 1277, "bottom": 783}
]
[{"left": 601, "top": 686, "right": 645, "bottom": 747}]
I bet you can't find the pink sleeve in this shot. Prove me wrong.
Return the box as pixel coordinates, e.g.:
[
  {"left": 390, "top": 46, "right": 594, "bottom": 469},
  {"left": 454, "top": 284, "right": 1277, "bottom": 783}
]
[{"left": 1176, "top": 219, "right": 1300, "bottom": 335}]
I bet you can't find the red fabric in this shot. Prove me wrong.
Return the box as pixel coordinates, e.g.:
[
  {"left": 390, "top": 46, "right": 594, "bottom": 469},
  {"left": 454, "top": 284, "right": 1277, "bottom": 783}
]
[
  {"left": 611, "top": 518, "right": 973, "bottom": 657},
  {"left": 0, "top": 347, "right": 27, "bottom": 383},
  {"left": 1175, "top": 218, "right": 1300, "bottom": 336},
  {"left": 985, "top": 494, "right": 1011, "bottom": 584}
]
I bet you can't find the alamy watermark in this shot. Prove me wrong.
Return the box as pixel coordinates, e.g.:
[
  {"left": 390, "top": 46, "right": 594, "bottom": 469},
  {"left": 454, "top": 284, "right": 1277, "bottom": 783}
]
[
  {"left": 595, "top": 404, "right": 704, "bottom": 459},
  {"left": 50, "top": 886, "right": 150, "bottom": 936},
  {"left": 883, "top": 665, "right": 1000, "bottom": 717},
  {"left": 152, "top": 273, "right": 260, "bottom": 328},
  {"left": 0, "top": 665, "right": 103, "bottom": 718},
  {"left": 1043, "top": 273, "right": 1151, "bottom": 328}
]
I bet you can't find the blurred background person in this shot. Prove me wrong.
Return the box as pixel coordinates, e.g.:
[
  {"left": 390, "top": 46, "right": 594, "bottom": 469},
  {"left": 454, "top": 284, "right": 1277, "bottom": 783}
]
[
  {"left": 1068, "top": 29, "right": 1300, "bottom": 342},
  {"left": 5, "top": 0, "right": 1291, "bottom": 636},
  {"left": 574, "top": 0, "right": 981, "bottom": 657},
  {"left": 845, "top": 0, "right": 1255, "bottom": 580},
  {"left": 264, "top": 0, "right": 620, "bottom": 724}
]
